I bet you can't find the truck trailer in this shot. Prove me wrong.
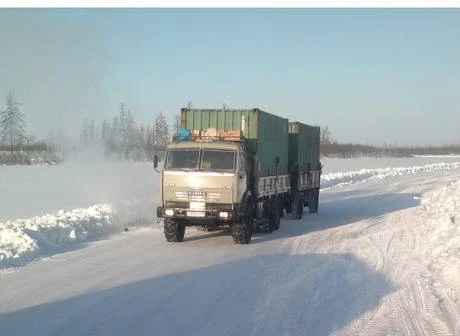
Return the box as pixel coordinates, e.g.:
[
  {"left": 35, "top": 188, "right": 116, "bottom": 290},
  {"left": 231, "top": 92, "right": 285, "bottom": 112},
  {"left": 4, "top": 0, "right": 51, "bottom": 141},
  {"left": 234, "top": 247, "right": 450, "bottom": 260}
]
[
  {"left": 288, "top": 122, "right": 322, "bottom": 219},
  {"left": 155, "top": 107, "right": 321, "bottom": 244}
]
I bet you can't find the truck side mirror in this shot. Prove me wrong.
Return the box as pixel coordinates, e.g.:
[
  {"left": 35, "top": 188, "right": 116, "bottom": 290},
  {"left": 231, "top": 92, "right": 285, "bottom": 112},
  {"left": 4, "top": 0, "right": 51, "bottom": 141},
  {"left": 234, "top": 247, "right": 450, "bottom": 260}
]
[{"left": 154, "top": 154, "right": 159, "bottom": 169}]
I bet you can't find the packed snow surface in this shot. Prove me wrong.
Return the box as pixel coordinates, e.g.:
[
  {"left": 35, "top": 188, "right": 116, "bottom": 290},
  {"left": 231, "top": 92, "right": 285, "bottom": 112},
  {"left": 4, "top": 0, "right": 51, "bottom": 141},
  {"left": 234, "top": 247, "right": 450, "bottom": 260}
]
[{"left": 1, "top": 156, "right": 460, "bottom": 335}]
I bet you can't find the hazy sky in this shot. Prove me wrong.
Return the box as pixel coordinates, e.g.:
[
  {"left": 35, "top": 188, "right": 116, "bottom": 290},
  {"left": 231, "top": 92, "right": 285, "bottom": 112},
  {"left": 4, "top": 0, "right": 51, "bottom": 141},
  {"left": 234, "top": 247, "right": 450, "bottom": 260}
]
[{"left": 1, "top": 8, "right": 459, "bottom": 146}]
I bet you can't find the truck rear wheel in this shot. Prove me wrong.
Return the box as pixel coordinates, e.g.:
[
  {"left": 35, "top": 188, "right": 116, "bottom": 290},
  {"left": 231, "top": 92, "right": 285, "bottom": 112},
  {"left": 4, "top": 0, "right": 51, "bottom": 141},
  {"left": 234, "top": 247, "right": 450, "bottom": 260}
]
[
  {"left": 232, "top": 194, "right": 254, "bottom": 244},
  {"left": 285, "top": 200, "right": 292, "bottom": 214},
  {"left": 268, "top": 198, "right": 281, "bottom": 231},
  {"left": 309, "top": 187, "right": 320, "bottom": 213},
  {"left": 164, "top": 218, "right": 186, "bottom": 242},
  {"left": 292, "top": 192, "right": 304, "bottom": 220}
]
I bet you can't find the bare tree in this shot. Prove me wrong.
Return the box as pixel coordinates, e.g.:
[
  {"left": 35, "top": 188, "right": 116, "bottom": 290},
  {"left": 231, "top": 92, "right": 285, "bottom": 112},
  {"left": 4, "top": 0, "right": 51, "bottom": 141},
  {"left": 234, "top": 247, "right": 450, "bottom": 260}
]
[
  {"left": 0, "top": 91, "right": 26, "bottom": 151},
  {"left": 145, "top": 124, "right": 154, "bottom": 160},
  {"left": 154, "top": 111, "right": 169, "bottom": 157},
  {"left": 320, "top": 126, "right": 334, "bottom": 145},
  {"left": 80, "top": 119, "right": 89, "bottom": 146}
]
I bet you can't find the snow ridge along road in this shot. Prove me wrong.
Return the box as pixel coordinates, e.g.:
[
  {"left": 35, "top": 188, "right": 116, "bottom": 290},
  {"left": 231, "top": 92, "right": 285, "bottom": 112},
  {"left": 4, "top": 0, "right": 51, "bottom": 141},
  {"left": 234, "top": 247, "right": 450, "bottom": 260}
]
[
  {"left": 1, "top": 158, "right": 460, "bottom": 335},
  {"left": 0, "top": 204, "right": 113, "bottom": 265},
  {"left": 322, "top": 161, "right": 460, "bottom": 190}
]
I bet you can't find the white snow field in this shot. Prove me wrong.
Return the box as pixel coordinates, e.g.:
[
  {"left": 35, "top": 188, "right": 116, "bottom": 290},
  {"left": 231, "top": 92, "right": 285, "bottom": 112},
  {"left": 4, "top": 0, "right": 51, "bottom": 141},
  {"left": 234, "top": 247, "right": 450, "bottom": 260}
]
[{"left": 1, "top": 156, "right": 460, "bottom": 335}]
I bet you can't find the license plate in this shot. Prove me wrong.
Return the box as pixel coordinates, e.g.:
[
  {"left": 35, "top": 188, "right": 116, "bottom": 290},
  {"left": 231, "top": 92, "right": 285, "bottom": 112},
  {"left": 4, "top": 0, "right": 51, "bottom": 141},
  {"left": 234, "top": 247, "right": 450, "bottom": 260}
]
[
  {"left": 187, "top": 211, "right": 205, "bottom": 217},
  {"left": 190, "top": 201, "right": 205, "bottom": 210}
]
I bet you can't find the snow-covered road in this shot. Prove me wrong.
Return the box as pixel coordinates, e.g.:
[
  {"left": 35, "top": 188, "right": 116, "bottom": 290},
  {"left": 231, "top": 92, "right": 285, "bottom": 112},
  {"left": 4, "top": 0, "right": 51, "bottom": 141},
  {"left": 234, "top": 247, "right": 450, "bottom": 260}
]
[{"left": 1, "top": 159, "right": 460, "bottom": 335}]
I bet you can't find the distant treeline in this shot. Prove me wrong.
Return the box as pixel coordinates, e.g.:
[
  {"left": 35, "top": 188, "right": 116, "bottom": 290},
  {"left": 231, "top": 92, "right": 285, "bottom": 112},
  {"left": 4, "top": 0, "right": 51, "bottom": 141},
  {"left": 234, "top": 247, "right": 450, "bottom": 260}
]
[
  {"left": 79, "top": 103, "right": 172, "bottom": 161},
  {"left": 0, "top": 142, "right": 50, "bottom": 152},
  {"left": 321, "top": 143, "right": 460, "bottom": 158}
]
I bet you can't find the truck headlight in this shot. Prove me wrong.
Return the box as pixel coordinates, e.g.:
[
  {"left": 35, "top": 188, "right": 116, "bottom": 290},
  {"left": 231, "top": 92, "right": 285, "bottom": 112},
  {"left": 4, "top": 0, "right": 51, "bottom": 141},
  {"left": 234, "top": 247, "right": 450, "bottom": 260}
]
[
  {"left": 219, "top": 212, "right": 229, "bottom": 218},
  {"left": 165, "top": 209, "right": 174, "bottom": 216}
]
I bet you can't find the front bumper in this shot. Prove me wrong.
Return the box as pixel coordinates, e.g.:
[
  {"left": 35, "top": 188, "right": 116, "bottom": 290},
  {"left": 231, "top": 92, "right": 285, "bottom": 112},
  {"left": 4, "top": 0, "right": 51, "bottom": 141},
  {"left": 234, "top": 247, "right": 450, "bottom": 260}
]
[{"left": 157, "top": 206, "right": 236, "bottom": 221}]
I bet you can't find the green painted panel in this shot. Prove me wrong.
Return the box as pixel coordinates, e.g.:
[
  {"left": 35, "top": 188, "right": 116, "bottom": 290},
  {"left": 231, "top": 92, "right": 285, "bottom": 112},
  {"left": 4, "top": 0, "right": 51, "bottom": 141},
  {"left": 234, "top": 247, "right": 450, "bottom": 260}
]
[
  {"left": 288, "top": 122, "right": 320, "bottom": 173},
  {"left": 180, "top": 108, "right": 289, "bottom": 176}
]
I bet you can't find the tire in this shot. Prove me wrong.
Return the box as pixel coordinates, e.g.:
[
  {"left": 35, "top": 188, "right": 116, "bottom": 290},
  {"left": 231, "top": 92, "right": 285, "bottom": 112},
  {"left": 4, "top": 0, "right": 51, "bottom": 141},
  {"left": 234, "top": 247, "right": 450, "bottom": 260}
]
[
  {"left": 268, "top": 198, "right": 281, "bottom": 231},
  {"left": 292, "top": 192, "right": 304, "bottom": 220},
  {"left": 285, "top": 200, "right": 292, "bottom": 214},
  {"left": 309, "top": 188, "right": 320, "bottom": 213},
  {"left": 258, "top": 200, "right": 273, "bottom": 233},
  {"left": 232, "top": 194, "right": 254, "bottom": 244},
  {"left": 258, "top": 217, "right": 273, "bottom": 233},
  {"left": 164, "top": 218, "right": 186, "bottom": 242}
]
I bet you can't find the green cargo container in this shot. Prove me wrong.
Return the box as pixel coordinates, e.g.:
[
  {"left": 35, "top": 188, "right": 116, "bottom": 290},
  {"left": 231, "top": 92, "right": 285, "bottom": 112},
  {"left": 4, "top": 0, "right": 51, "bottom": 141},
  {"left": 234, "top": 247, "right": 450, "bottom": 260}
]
[
  {"left": 288, "top": 122, "right": 320, "bottom": 173},
  {"left": 181, "top": 108, "right": 289, "bottom": 177}
]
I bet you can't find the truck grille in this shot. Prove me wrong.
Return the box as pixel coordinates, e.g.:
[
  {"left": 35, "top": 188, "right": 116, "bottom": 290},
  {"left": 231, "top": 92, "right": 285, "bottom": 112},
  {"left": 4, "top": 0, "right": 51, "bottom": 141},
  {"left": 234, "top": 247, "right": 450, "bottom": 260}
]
[
  {"left": 174, "top": 190, "right": 222, "bottom": 202},
  {"left": 165, "top": 201, "right": 232, "bottom": 210},
  {"left": 207, "top": 193, "right": 222, "bottom": 202},
  {"left": 174, "top": 191, "right": 189, "bottom": 201},
  {"left": 165, "top": 201, "right": 189, "bottom": 208},
  {"left": 188, "top": 190, "right": 206, "bottom": 198}
]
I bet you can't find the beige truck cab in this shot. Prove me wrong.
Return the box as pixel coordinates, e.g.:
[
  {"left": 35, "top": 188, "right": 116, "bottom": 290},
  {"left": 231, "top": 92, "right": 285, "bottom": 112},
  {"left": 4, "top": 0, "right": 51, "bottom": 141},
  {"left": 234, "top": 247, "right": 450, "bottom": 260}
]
[{"left": 156, "top": 137, "right": 251, "bottom": 241}]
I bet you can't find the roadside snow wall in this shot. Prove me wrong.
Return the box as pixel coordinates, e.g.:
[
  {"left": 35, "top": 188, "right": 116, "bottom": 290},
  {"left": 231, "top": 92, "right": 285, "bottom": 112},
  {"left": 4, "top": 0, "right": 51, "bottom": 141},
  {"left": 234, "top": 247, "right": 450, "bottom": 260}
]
[
  {"left": 421, "top": 179, "right": 460, "bottom": 293},
  {"left": 0, "top": 204, "right": 117, "bottom": 266},
  {"left": 322, "top": 162, "right": 460, "bottom": 189}
]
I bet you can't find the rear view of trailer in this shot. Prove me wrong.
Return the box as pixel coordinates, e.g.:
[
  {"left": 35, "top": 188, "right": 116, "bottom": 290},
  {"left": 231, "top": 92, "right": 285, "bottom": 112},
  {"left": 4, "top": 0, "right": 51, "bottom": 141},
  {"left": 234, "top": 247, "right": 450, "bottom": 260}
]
[{"left": 288, "top": 122, "right": 321, "bottom": 213}]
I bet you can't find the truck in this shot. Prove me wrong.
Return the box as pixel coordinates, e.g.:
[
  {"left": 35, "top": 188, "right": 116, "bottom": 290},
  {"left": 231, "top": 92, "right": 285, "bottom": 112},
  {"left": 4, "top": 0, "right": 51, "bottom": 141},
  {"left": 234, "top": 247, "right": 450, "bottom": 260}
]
[{"left": 154, "top": 107, "right": 321, "bottom": 244}]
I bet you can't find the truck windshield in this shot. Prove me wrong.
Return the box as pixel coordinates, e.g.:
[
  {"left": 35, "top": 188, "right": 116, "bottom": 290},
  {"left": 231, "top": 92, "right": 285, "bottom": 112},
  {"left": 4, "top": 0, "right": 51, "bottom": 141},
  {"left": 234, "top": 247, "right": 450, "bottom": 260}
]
[
  {"left": 201, "top": 150, "right": 235, "bottom": 171},
  {"left": 165, "top": 149, "right": 200, "bottom": 169}
]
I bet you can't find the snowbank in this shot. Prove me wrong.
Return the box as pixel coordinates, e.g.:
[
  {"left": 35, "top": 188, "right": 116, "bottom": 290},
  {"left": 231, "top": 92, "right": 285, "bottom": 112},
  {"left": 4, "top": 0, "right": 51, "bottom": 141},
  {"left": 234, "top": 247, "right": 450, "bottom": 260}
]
[
  {"left": 0, "top": 204, "right": 118, "bottom": 266},
  {"left": 420, "top": 180, "right": 460, "bottom": 295},
  {"left": 0, "top": 150, "right": 62, "bottom": 166},
  {"left": 322, "top": 162, "right": 460, "bottom": 189}
]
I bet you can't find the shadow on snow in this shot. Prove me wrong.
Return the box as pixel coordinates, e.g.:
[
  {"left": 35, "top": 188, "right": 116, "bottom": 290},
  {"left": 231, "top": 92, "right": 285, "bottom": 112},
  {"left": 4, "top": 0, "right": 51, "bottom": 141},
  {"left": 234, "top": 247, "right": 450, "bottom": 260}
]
[{"left": 0, "top": 253, "right": 395, "bottom": 336}]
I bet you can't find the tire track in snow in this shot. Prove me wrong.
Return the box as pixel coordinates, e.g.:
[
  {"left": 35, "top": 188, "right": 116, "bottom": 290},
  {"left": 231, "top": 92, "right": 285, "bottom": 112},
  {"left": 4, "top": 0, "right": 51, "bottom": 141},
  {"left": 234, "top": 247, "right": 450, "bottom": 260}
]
[
  {"left": 398, "top": 278, "right": 452, "bottom": 336},
  {"left": 429, "top": 281, "right": 460, "bottom": 335},
  {"left": 322, "top": 198, "right": 455, "bottom": 336}
]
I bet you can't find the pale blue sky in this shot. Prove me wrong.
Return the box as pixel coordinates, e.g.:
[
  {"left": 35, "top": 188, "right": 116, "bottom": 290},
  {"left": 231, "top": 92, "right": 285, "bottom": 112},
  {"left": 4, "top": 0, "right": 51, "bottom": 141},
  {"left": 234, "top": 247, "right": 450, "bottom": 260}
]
[{"left": 1, "top": 8, "right": 459, "bottom": 146}]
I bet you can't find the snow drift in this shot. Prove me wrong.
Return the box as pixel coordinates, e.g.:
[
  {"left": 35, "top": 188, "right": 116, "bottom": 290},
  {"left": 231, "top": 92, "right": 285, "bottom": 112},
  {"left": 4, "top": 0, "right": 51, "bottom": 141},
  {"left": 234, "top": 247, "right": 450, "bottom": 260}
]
[
  {"left": 420, "top": 179, "right": 460, "bottom": 301},
  {"left": 0, "top": 204, "right": 115, "bottom": 266},
  {"left": 322, "top": 162, "right": 460, "bottom": 189}
]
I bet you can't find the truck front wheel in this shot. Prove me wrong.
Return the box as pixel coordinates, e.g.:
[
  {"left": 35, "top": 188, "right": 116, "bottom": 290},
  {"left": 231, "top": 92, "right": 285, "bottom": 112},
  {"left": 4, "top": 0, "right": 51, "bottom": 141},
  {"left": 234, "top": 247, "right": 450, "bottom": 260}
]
[{"left": 164, "top": 218, "right": 186, "bottom": 242}]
